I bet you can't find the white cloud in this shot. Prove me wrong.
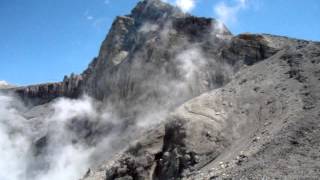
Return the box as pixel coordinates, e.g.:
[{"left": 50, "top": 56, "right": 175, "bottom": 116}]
[
  {"left": 162, "top": 0, "right": 196, "bottom": 13},
  {"left": 175, "top": 0, "right": 196, "bottom": 12},
  {"left": 0, "top": 80, "right": 13, "bottom": 89},
  {"left": 50, "top": 95, "right": 96, "bottom": 122},
  {"left": 214, "top": 0, "right": 248, "bottom": 25},
  {"left": 36, "top": 145, "right": 93, "bottom": 180},
  {"left": 176, "top": 48, "right": 206, "bottom": 81},
  {"left": 0, "top": 94, "right": 100, "bottom": 180},
  {"left": 0, "top": 80, "right": 8, "bottom": 86}
]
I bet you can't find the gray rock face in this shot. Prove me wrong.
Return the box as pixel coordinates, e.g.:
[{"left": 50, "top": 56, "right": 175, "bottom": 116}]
[
  {"left": 12, "top": 74, "right": 82, "bottom": 105},
  {"left": 83, "top": 39, "right": 320, "bottom": 180},
  {"left": 5, "top": 0, "right": 320, "bottom": 179},
  {"left": 80, "top": 0, "right": 232, "bottom": 115}
]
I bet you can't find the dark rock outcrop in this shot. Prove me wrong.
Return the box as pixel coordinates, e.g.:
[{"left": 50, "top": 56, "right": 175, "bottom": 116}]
[{"left": 13, "top": 74, "right": 82, "bottom": 105}]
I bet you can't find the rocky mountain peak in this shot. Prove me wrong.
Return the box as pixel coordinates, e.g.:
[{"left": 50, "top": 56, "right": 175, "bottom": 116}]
[
  {"left": 128, "top": 0, "right": 231, "bottom": 36},
  {"left": 130, "top": 0, "right": 185, "bottom": 21}
]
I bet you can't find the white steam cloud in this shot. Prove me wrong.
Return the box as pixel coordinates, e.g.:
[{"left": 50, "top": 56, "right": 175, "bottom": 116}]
[
  {"left": 175, "top": 0, "right": 196, "bottom": 12},
  {"left": 214, "top": 0, "right": 248, "bottom": 26},
  {"left": 176, "top": 48, "right": 206, "bottom": 81},
  {"left": 162, "top": 0, "right": 196, "bottom": 12},
  {"left": 135, "top": 19, "right": 234, "bottom": 102},
  {"left": 0, "top": 93, "right": 122, "bottom": 180},
  {"left": 139, "top": 22, "right": 159, "bottom": 33},
  {"left": 0, "top": 93, "right": 32, "bottom": 180}
]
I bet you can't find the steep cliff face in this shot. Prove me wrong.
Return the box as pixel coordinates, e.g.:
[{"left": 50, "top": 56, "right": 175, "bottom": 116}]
[
  {"left": 12, "top": 74, "right": 82, "bottom": 105},
  {"left": 80, "top": 0, "right": 232, "bottom": 117},
  {"left": 83, "top": 38, "right": 320, "bottom": 180}
]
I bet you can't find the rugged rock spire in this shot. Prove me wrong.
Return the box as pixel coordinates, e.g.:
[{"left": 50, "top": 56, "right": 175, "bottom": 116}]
[
  {"left": 130, "top": 0, "right": 184, "bottom": 20},
  {"left": 10, "top": 0, "right": 233, "bottom": 106}
]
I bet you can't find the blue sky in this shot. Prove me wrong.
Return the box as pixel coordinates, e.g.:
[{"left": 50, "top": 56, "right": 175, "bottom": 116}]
[{"left": 1, "top": 0, "right": 319, "bottom": 86}]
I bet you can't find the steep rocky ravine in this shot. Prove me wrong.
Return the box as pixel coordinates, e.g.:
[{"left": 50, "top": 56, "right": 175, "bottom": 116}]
[{"left": 2, "top": 0, "right": 320, "bottom": 179}]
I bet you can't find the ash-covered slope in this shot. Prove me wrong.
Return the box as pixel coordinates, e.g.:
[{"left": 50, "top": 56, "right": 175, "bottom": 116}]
[
  {"left": 3, "top": 0, "right": 320, "bottom": 179},
  {"left": 83, "top": 39, "right": 320, "bottom": 180}
]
